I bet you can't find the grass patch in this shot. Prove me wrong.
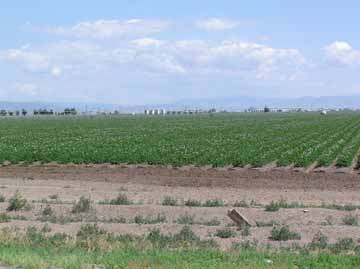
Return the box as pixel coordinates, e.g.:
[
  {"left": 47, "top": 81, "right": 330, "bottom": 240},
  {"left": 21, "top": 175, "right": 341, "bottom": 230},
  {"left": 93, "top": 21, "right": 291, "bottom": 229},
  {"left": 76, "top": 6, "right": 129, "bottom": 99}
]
[
  {"left": 215, "top": 228, "right": 236, "bottom": 238},
  {"left": 0, "top": 213, "right": 10, "bottom": 223},
  {"left": 162, "top": 196, "right": 178, "bottom": 206},
  {"left": 270, "top": 226, "right": 301, "bottom": 241},
  {"left": 184, "top": 199, "right": 202, "bottom": 207},
  {"left": 177, "top": 213, "right": 195, "bottom": 225},
  {"left": 342, "top": 215, "right": 359, "bottom": 226},
  {"left": 203, "top": 199, "right": 225, "bottom": 207},
  {"left": 134, "top": 214, "right": 167, "bottom": 224},
  {"left": 72, "top": 196, "right": 91, "bottom": 213},
  {"left": 7, "top": 191, "right": 28, "bottom": 211}
]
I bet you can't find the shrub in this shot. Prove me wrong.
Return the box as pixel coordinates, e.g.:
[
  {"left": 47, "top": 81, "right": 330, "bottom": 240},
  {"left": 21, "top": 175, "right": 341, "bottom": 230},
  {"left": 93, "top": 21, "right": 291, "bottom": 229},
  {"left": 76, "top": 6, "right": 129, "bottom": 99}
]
[
  {"left": 241, "top": 224, "right": 251, "bottom": 237},
  {"left": 7, "top": 191, "right": 28, "bottom": 211},
  {"left": 72, "top": 196, "right": 91, "bottom": 213},
  {"left": 0, "top": 213, "right": 10, "bottom": 223},
  {"left": 41, "top": 223, "right": 52, "bottom": 233},
  {"left": 134, "top": 214, "right": 166, "bottom": 224},
  {"left": 331, "top": 238, "right": 356, "bottom": 253},
  {"left": 233, "top": 200, "right": 249, "bottom": 208},
  {"left": 203, "top": 199, "right": 224, "bottom": 207},
  {"left": 109, "top": 193, "right": 132, "bottom": 205},
  {"left": 202, "top": 218, "right": 221, "bottom": 226},
  {"left": 309, "top": 232, "right": 329, "bottom": 250},
  {"left": 265, "top": 201, "right": 281, "bottom": 212},
  {"left": 162, "top": 196, "right": 178, "bottom": 206},
  {"left": 42, "top": 204, "right": 54, "bottom": 216},
  {"left": 174, "top": 226, "right": 200, "bottom": 242},
  {"left": 270, "top": 226, "right": 301, "bottom": 241},
  {"left": 342, "top": 215, "right": 358, "bottom": 226},
  {"left": 48, "top": 194, "right": 59, "bottom": 200},
  {"left": 256, "top": 220, "right": 279, "bottom": 227},
  {"left": 0, "top": 194, "right": 5, "bottom": 203},
  {"left": 184, "top": 199, "right": 201, "bottom": 207},
  {"left": 215, "top": 228, "right": 236, "bottom": 238},
  {"left": 177, "top": 213, "right": 195, "bottom": 225},
  {"left": 76, "top": 224, "right": 106, "bottom": 239}
]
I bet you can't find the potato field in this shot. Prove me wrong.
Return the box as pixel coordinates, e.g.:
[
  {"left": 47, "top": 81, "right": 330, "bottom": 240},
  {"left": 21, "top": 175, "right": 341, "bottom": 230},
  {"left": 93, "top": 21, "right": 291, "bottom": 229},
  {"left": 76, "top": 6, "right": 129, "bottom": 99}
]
[{"left": 0, "top": 113, "right": 360, "bottom": 168}]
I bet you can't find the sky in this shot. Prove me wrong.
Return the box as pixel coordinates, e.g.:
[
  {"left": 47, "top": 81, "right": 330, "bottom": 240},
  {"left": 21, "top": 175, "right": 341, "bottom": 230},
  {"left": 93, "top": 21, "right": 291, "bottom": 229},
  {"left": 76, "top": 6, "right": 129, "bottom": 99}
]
[{"left": 1, "top": 0, "right": 360, "bottom": 105}]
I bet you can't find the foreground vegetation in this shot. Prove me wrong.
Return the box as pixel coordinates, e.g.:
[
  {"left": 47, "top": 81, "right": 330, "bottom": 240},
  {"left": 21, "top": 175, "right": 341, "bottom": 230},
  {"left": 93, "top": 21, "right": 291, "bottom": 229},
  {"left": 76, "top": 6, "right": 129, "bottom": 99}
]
[
  {"left": 0, "top": 225, "right": 359, "bottom": 269},
  {"left": 0, "top": 113, "right": 360, "bottom": 168}
]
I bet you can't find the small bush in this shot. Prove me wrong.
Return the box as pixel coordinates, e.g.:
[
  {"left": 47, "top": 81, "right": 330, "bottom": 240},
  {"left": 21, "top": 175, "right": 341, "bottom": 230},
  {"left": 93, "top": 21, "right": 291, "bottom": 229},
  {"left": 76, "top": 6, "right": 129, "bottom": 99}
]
[
  {"left": 184, "top": 199, "right": 201, "bottom": 207},
  {"left": 0, "top": 194, "right": 5, "bottom": 203},
  {"left": 256, "top": 220, "right": 279, "bottom": 227},
  {"left": 42, "top": 204, "right": 54, "bottom": 216},
  {"left": 342, "top": 215, "right": 358, "bottom": 226},
  {"left": 202, "top": 218, "right": 221, "bottom": 226},
  {"left": 233, "top": 200, "right": 249, "bottom": 208},
  {"left": 203, "top": 199, "right": 224, "bottom": 207},
  {"left": 215, "top": 228, "right": 236, "bottom": 238},
  {"left": 309, "top": 232, "right": 329, "bottom": 250},
  {"left": 76, "top": 224, "right": 106, "bottom": 239},
  {"left": 7, "top": 191, "right": 28, "bottom": 211},
  {"left": 48, "top": 194, "right": 59, "bottom": 200},
  {"left": 109, "top": 193, "right": 132, "bottom": 205},
  {"left": 265, "top": 201, "right": 281, "bottom": 212},
  {"left": 162, "top": 196, "right": 178, "bottom": 206},
  {"left": 0, "top": 213, "right": 10, "bottom": 223},
  {"left": 241, "top": 224, "right": 251, "bottom": 237},
  {"left": 270, "top": 226, "right": 301, "bottom": 241},
  {"left": 331, "top": 238, "right": 356, "bottom": 253},
  {"left": 174, "top": 226, "right": 200, "bottom": 242},
  {"left": 134, "top": 214, "right": 166, "bottom": 224},
  {"left": 72, "top": 196, "right": 91, "bottom": 213},
  {"left": 41, "top": 223, "right": 52, "bottom": 233},
  {"left": 177, "top": 213, "right": 195, "bottom": 225}
]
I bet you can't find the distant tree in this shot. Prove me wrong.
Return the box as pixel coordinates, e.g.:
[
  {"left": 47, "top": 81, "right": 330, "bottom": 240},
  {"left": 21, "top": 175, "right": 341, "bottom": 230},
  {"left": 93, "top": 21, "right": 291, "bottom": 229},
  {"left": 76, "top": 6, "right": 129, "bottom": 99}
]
[
  {"left": 0, "top": 110, "right": 7, "bottom": 116},
  {"left": 8, "top": 111, "right": 14, "bottom": 116},
  {"left": 15, "top": 110, "right": 20, "bottom": 116},
  {"left": 33, "top": 110, "right": 39, "bottom": 115},
  {"left": 22, "top": 109, "right": 27, "bottom": 116},
  {"left": 264, "top": 107, "right": 271, "bottom": 113}
]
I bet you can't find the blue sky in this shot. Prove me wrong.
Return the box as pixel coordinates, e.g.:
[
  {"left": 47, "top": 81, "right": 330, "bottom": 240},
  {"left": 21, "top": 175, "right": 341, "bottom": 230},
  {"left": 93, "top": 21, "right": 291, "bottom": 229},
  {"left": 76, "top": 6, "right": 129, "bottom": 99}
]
[{"left": 1, "top": 1, "right": 360, "bottom": 104}]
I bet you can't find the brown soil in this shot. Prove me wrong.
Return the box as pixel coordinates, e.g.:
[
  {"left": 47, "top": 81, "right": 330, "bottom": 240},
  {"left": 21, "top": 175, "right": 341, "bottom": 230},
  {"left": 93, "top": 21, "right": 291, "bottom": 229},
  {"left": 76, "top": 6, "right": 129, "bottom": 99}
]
[{"left": 0, "top": 165, "right": 360, "bottom": 250}]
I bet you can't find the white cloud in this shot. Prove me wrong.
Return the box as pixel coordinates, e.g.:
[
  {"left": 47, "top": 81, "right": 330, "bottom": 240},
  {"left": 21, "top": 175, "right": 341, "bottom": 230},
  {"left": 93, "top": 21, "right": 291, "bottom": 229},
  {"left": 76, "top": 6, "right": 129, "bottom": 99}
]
[
  {"left": 2, "top": 38, "right": 305, "bottom": 80},
  {"left": 14, "top": 83, "right": 38, "bottom": 95},
  {"left": 47, "top": 19, "right": 170, "bottom": 39},
  {"left": 324, "top": 41, "right": 360, "bottom": 65},
  {"left": 196, "top": 18, "right": 240, "bottom": 31}
]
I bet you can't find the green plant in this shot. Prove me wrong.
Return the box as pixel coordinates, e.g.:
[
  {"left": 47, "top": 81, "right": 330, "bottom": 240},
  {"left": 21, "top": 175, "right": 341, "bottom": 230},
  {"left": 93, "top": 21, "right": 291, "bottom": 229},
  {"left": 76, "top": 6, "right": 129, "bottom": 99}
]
[
  {"left": 72, "top": 196, "right": 91, "bottom": 213},
  {"left": 0, "top": 194, "right": 5, "bottom": 203},
  {"left": 134, "top": 214, "right": 166, "bottom": 224},
  {"left": 41, "top": 223, "right": 52, "bottom": 233},
  {"left": 108, "top": 193, "right": 132, "bottom": 205},
  {"left": 0, "top": 213, "right": 10, "bottom": 223},
  {"left": 233, "top": 200, "right": 249, "bottom": 208},
  {"left": 270, "top": 226, "right": 301, "bottom": 241},
  {"left": 177, "top": 213, "right": 195, "bottom": 225},
  {"left": 162, "top": 196, "right": 178, "bottom": 206},
  {"left": 202, "top": 218, "right": 221, "bottom": 226},
  {"left": 215, "top": 228, "right": 236, "bottom": 238},
  {"left": 203, "top": 199, "right": 225, "bottom": 207},
  {"left": 42, "top": 204, "right": 54, "bottom": 216},
  {"left": 342, "top": 215, "right": 359, "bottom": 226},
  {"left": 49, "top": 194, "right": 59, "bottom": 200},
  {"left": 256, "top": 220, "right": 279, "bottom": 227},
  {"left": 241, "top": 224, "right": 251, "bottom": 237},
  {"left": 7, "top": 191, "right": 28, "bottom": 211},
  {"left": 265, "top": 201, "right": 281, "bottom": 212},
  {"left": 309, "top": 232, "right": 329, "bottom": 250},
  {"left": 184, "top": 199, "right": 202, "bottom": 207}
]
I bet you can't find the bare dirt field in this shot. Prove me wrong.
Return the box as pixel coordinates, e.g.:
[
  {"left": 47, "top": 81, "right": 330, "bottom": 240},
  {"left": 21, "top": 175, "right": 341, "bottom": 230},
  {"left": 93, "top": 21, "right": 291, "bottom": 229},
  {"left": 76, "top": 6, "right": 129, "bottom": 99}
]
[{"left": 1, "top": 165, "right": 360, "bottom": 250}]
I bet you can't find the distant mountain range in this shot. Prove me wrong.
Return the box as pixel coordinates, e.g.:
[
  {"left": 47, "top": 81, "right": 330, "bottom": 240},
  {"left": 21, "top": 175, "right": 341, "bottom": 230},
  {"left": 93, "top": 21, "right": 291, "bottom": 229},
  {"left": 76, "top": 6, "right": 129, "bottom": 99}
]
[{"left": 1, "top": 95, "right": 360, "bottom": 113}]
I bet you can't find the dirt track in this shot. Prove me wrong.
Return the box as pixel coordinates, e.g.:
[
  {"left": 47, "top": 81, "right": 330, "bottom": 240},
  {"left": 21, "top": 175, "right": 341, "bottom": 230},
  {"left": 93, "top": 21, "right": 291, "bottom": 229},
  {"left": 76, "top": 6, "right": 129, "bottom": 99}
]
[{"left": 0, "top": 165, "right": 360, "bottom": 249}]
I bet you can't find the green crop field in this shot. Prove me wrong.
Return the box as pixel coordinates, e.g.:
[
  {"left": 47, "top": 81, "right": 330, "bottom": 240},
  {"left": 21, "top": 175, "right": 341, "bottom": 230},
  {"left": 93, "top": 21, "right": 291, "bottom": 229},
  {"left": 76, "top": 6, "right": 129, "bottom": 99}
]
[{"left": 1, "top": 112, "right": 360, "bottom": 168}]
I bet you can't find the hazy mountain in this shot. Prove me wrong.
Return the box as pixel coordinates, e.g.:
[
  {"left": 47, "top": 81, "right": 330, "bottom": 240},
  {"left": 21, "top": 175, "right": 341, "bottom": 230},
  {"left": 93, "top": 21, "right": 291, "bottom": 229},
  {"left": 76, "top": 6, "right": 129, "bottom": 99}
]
[{"left": 0, "top": 96, "right": 360, "bottom": 113}]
